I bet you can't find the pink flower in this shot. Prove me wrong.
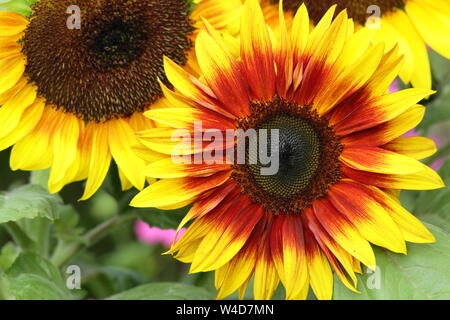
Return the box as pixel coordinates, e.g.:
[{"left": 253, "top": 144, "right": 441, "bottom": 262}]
[
  {"left": 403, "top": 128, "right": 419, "bottom": 138},
  {"left": 431, "top": 157, "right": 446, "bottom": 171},
  {"left": 389, "top": 78, "right": 399, "bottom": 93},
  {"left": 134, "top": 220, "right": 186, "bottom": 248}
]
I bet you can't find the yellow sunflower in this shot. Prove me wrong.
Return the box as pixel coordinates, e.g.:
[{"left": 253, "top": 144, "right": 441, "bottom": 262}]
[
  {"left": 191, "top": 0, "right": 244, "bottom": 37},
  {"left": 131, "top": 0, "right": 444, "bottom": 300},
  {"left": 222, "top": 0, "right": 450, "bottom": 90},
  {"left": 0, "top": 0, "right": 242, "bottom": 199}
]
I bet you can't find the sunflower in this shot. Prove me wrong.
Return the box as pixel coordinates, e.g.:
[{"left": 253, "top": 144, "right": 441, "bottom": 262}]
[
  {"left": 131, "top": 0, "right": 444, "bottom": 300},
  {"left": 191, "top": 0, "right": 244, "bottom": 37},
  {"left": 0, "top": 0, "right": 242, "bottom": 199},
  {"left": 232, "top": 0, "right": 450, "bottom": 90}
]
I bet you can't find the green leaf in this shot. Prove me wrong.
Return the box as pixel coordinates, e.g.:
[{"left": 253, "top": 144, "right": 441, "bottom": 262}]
[
  {"left": 333, "top": 223, "right": 450, "bottom": 300},
  {"left": 430, "top": 50, "right": 450, "bottom": 83},
  {"left": 98, "top": 267, "right": 149, "bottom": 289},
  {"left": 0, "top": 184, "right": 62, "bottom": 224},
  {"left": 108, "top": 282, "right": 214, "bottom": 300},
  {"left": 0, "top": 242, "right": 19, "bottom": 271},
  {"left": 187, "top": 0, "right": 198, "bottom": 14},
  {"left": 135, "top": 206, "right": 191, "bottom": 230},
  {"left": 54, "top": 205, "right": 83, "bottom": 242},
  {"left": 0, "top": 0, "right": 36, "bottom": 17},
  {"left": 30, "top": 169, "right": 50, "bottom": 189},
  {"left": 5, "top": 252, "right": 74, "bottom": 300},
  {"left": 84, "top": 266, "right": 150, "bottom": 298}
]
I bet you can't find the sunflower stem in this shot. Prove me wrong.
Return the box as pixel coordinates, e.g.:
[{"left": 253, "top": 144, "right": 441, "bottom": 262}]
[{"left": 51, "top": 212, "right": 137, "bottom": 268}]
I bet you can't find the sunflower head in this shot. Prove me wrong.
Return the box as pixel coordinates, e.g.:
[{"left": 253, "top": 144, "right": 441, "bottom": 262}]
[
  {"left": 131, "top": 0, "right": 444, "bottom": 300},
  {"left": 21, "top": 0, "right": 194, "bottom": 122},
  {"left": 0, "top": 0, "right": 207, "bottom": 199},
  {"left": 232, "top": 97, "right": 343, "bottom": 214},
  {"left": 269, "top": 0, "right": 405, "bottom": 24},
  {"left": 262, "top": 0, "right": 450, "bottom": 91}
]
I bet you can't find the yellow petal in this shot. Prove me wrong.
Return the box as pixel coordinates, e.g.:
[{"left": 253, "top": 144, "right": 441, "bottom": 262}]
[
  {"left": 0, "top": 54, "right": 25, "bottom": 95},
  {"left": 0, "top": 80, "right": 36, "bottom": 137},
  {"left": 216, "top": 247, "right": 256, "bottom": 300},
  {"left": 195, "top": 27, "right": 249, "bottom": 116},
  {"left": 10, "top": 108, "right": 61, "bottom": 171},
  {"left": 342, "top": 165, "right": 444, "bottom": 191},
  {"left": 108, "top": 118, "right": 146, "bottom": 190},
  {"left": 0, "top": 11, "right": 28, "bottom": 36},
  {"left": 406, "top": 0, "right": 450, "bottom": 59},
  {"left": 130, "top": 171, "right": 230, "bottom": 208},
  {"left": 307, "top": 247, "right": 333, "bottom": 300},
  {"left": 254, "top": 243, "right": 280, "bottom": 300},
  {"left": 384, "top": 136, "right": 437, "bottom": 160},
  {"left": 0, "top": 42, "right": 21, "bottom": 59},
  {"left": 315, "top": 43, "right": 385, "bottom": 115},
  {"left": 343, "top": 104, "right": 425, "bottom": 147},
  {"left": 383, "top": 8, "right": 431, "bottom": 89},
  {"left": 143, "top": 157, "right": 229, "bottom": 179},
  {"left": 329, "top": 180, "right": 407, "bottom": 254},
  {"left": 364, "top": 186, "right": 436, "bottom": 244},
  {"left": 312, "top": 200, "right": 376, "bottom": 269},
  {"left": 79, "top": 123, "right": 111, "bottom": 201},
  {"left": 341, "top": 146, "right": 427, "bottom": 175},
  {"left": 366, "top": 45, "right": 404, "bottom": 96},
  {"left": 0, "top": 99, "right": 44, "bottom": 151},
  {"left": 240, "top": 0, "right": 276, "bottom": 100},
  {"left": 190, "top": 204, "right": 263, "bottom": 273},
  {"left": 48, "top": 114, "right": 81, "bottom": 193},
  {"left": 290, "top": 4, "right": 309, "bottom": 60}
]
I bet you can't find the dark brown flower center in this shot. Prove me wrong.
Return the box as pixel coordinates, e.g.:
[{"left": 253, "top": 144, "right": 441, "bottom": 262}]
[
  {"left": 21, "top": 0, "right": 194, "bottom": 122},
  {"left": 84, "top": 19, "right": 148, "bottom": 68},
  {"left": 248, "top": 114, "right": 321, "bottom": 198},
  {"left": 232, "top": 97, "right": 343, "bottom": 214},
  {"left": 270, "top": 0, "right": 405, "bottom": 24}
]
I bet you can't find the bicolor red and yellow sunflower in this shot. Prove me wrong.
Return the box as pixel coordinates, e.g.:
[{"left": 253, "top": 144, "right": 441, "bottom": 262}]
[
  {"left": 216, "top": 0, "right": 450, "bottom": 90},
  {"left": 131, "top": 0, "right": 444, "bottom": 299},
  {"left": 0, "top": 0, "right": 241, "bottom": 199}
]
